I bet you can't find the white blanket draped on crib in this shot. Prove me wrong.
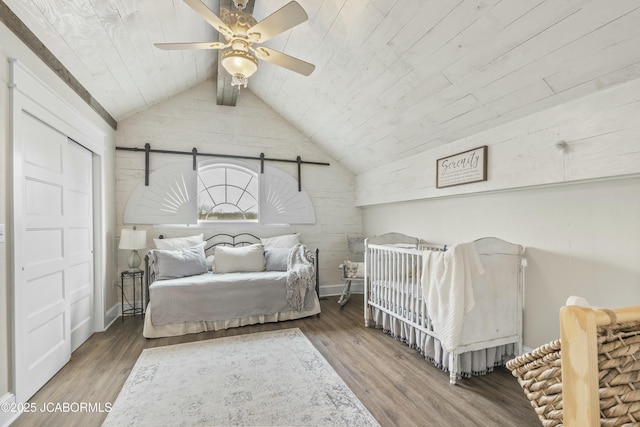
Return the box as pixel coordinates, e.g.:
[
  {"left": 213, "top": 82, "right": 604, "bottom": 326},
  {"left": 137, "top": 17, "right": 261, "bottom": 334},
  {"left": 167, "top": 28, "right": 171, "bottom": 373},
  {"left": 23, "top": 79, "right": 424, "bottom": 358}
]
[{"left": 421, "top": 242, "right": 484, "bottom": 352}]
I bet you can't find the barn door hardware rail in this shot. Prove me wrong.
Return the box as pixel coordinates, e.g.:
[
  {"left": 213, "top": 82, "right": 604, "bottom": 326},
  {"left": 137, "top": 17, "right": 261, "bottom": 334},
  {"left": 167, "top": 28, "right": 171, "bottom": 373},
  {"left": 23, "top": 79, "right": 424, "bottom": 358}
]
[{"left": 116, "top": 143, "right": 330, "bottom": 191}]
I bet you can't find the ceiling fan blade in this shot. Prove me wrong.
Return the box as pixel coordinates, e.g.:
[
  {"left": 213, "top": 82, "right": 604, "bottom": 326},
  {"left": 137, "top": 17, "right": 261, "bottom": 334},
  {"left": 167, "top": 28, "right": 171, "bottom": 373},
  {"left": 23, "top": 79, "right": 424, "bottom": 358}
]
[
  {"left": 254, "top": 46, "right": 315, "bottom": 76},
  {"left": 248, "top": 1, "right": 308, "bottom": 43},
  {"left": 154, "top": 42, "right": 227, "bottom": 50},
  {"left": 183, "top": 0, "right": 234, "bottom": 38}
]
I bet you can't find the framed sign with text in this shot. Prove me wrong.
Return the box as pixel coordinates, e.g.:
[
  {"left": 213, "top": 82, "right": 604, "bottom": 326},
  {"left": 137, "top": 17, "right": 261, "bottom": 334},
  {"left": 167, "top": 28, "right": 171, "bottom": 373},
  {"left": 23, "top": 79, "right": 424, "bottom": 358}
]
[{"left": 436, "top": 146, "right": 487, "bottom": 188}]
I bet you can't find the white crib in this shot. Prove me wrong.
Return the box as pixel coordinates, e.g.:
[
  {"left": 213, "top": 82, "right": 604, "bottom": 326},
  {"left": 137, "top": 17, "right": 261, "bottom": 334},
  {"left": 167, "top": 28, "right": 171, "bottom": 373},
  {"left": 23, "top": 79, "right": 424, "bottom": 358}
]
[{"left": 364, "top": 233, "right": 525, "bottom": 384}]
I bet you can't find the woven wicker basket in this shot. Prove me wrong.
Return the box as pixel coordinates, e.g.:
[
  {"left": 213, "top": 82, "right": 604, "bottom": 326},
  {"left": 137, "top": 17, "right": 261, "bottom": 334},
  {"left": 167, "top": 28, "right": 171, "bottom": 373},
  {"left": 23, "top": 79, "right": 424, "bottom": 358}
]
[
  {"left": 506, "top": 340, "right": 563, "bottom": 426},
  {"left": 506, "top": 320, "right": 640, "bottom": 427}
]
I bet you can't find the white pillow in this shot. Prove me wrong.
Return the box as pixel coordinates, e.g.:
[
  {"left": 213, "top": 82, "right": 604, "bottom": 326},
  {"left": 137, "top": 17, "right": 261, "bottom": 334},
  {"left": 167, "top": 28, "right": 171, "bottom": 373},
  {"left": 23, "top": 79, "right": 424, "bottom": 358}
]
[
  {"left": 213, "top": 244, "right": 266, "bottom": 273},
  {"left": 154, "top": 234, "right": 204, "bottom": 250},
  {"left": 265, "top": 247, "right": 290, "bottom": 271},
  {"left": 261, "top": 233, "right": 301, "bottom": 249},
  {"left": 150, "top": 245, "right": 208, "bottom": 280}
]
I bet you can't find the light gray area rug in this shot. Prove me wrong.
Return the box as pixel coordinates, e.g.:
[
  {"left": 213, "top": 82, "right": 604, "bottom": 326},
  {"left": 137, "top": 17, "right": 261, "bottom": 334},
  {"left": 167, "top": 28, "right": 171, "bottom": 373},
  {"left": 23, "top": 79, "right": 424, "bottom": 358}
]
[{"left": 103, "top": 328, "right": 379, "bottom": 426}]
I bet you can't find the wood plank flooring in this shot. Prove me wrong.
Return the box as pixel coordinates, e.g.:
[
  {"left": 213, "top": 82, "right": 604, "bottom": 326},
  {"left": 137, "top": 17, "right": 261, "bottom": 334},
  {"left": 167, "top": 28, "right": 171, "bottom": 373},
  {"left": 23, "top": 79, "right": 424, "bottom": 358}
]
[{"left": 11, "top": 295, "right": 541, "bottom": 427}]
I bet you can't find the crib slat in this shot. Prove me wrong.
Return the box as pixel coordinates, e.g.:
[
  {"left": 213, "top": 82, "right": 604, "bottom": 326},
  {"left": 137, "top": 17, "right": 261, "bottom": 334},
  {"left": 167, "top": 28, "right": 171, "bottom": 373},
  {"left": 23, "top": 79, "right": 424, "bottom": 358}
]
[
  {"left": 396, "top": 252, "right": 400, "bottom": 315},
  {"left": 365, "top": 243, "right": 448, "bottom": 338},
  {"left": 388, "top": 251, "right": 391, "bottom": 309},
  {"left": 416, "top": 251, "right": 422, "bottom": 321},
  {"left": 384, "top": 250, "right": 389, "bottom": 309},
  {"left": 404, "top": 253, "right": 409, "bottom": 319}
]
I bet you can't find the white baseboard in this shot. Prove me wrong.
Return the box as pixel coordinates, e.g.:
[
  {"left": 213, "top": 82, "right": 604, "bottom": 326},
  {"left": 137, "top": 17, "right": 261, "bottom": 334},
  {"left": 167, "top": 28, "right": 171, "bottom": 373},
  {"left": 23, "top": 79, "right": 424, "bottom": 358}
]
[
  {"left": 319, "top": 283, "right": 364, "bottom": 297},
  {"left": 104, "top": 303, "right": 120, "bottom": 330},
  {"left": 105, "top": 300, "right": 147, "bottom": 326},
  {"left": 0, "top": 393, "right": 21, "bottom": 427}
]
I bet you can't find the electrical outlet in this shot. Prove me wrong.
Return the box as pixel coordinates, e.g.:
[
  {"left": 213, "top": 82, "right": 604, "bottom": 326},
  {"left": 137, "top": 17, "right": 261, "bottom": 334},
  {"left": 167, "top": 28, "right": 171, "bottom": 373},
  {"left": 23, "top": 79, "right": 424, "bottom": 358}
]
[{"left": 0, "top": 224, "right": 5, "bottom": 243}]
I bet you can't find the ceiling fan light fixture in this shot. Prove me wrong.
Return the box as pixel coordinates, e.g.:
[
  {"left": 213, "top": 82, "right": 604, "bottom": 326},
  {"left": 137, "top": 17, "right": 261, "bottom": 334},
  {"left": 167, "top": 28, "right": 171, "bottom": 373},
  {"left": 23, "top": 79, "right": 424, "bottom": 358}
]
[
  {"left": 159, "top": 1, "right": 315, "bottom": 90},
  {"left": 221, "top": 49, "right": 258, "bottom": 87}
]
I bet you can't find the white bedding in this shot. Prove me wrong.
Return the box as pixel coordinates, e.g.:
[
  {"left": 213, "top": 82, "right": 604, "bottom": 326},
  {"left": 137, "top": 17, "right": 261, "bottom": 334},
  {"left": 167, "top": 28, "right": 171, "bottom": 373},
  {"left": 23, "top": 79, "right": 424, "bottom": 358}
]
[
  {"left": 152, "top": 271, "right": 305, "bottom": 325},
  {"left": 143, "top": 296, "right": 321, "bottom": 338},
  {"left": 144, "top": 270, "right": 321, "bottom": 338}
]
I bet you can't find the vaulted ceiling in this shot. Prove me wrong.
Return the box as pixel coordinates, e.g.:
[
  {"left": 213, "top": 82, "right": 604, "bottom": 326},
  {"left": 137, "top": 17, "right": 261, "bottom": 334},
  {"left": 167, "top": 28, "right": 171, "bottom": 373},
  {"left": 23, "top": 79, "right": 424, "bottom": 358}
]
[{"left": 3, "top": 0, "right": 640, "bottom": 174}]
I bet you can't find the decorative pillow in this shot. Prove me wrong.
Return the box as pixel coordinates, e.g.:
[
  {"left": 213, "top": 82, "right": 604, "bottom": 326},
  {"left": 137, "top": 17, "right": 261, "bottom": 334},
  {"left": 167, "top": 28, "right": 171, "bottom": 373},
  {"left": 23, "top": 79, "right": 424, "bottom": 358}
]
[
  {"left": 154, "top": 234, "right": 204, "bottom": 250},
  {"left": 265, "top": 247, "right": 290, "bottom": 271},
  {"left": 150, "top": 244, "right": 208, "bottom": 280},
  {"left": 213, "top": 244, "right": 266, "bottom": 273},
  {"left": 343, "top": 260, "right": 365, "bottom": 278},
  {"left": 261, "top": 233, "right": 301, "bottom": 249}
]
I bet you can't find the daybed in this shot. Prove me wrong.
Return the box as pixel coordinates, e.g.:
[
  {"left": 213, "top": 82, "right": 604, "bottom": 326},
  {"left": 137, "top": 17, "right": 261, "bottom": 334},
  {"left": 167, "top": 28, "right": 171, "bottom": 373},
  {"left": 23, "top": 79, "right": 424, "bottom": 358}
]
[{"left": 142, "top": 233, "right": 321, "bottom": 338}]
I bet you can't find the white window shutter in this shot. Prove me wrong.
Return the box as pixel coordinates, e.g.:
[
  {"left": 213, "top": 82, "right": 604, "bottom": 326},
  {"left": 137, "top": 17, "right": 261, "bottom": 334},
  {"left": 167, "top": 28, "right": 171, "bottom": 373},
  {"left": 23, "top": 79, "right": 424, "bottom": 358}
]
[
  {"left": 260, "top": 165, "right": 316, "bottom": 225},
  {"left": 123, "top": 161, "right": 197, "bottom": 225}
]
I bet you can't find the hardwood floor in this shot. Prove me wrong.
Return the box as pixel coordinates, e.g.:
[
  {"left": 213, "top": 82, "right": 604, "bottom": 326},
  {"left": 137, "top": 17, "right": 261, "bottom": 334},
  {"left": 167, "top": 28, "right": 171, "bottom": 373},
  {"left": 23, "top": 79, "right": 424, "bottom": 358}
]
[{"left": 12, "top": 295, "right": 540, "bottom": 427}]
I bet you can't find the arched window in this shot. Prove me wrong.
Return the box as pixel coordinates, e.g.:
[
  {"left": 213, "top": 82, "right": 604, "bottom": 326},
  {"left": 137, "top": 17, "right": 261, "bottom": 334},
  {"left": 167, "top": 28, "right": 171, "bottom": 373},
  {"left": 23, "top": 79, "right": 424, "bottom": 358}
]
[
  {"left": 123, "top": 159, "right": 316, "bottom": 225},
  {"left": 197, "top": 163, "right": 258, "bottom": 222}
]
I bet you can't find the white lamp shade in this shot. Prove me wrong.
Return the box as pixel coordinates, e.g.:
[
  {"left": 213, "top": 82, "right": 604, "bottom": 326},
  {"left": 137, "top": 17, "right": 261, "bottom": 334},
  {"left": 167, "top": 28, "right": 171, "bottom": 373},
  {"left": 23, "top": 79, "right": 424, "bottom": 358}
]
[
  {"left": 119, "top": 229, "right": 147, "bottom": 250},
  {"left": 221, "top": 49, "right": 258, "bottom": 78}
]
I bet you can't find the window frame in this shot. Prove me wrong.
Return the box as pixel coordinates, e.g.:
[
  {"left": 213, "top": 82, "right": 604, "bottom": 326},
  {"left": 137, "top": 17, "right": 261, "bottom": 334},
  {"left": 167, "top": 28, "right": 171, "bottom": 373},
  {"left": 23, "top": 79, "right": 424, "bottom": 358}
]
[{"left": 196, "top": 161, "right": 260, "bottom": 224}]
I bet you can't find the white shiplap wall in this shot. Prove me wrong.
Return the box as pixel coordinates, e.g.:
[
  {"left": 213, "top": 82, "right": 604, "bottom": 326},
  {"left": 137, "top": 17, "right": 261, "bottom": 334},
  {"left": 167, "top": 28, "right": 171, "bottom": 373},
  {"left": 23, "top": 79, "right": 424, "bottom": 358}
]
[
  {"left": 356, "top": 77, "right": 640, "bottom": 206},
  {"left": 115, "top": 79, "right": 361, "bottom": 291},
  {"left": 3, "top": 0, "right": 219, "bottom": 119},
  {"left": 250, "top": 0, "right": 640, "bottom": 176}
]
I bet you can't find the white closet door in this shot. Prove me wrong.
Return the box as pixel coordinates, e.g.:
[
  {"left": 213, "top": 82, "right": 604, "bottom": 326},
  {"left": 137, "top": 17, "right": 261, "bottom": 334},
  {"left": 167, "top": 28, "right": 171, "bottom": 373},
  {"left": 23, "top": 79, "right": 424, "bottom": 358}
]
[
  {"left": 66, "top": 141, "right": 94, "bottom": 351},
  {"left": 13, "top": 112, "right": 94, "bottom": 401}
]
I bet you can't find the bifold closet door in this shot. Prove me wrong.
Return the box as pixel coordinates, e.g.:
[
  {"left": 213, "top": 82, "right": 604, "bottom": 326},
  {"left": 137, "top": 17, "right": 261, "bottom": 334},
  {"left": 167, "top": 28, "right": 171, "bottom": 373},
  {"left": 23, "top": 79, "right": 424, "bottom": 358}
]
[{"left": 13, "top": 112, "right": 94, "bottom": 402}]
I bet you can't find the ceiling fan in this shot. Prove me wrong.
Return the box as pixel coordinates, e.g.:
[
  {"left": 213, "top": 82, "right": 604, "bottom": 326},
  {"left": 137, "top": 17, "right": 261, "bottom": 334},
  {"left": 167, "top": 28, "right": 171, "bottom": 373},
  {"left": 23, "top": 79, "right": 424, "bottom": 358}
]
[{"left": 155, "top": 0, "right": 315, "bottom": 88}]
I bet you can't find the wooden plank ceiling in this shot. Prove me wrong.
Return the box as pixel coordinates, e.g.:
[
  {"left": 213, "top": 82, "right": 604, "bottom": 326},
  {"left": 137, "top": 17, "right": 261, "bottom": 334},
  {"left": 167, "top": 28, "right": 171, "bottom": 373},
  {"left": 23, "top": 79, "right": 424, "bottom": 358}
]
[{"left": 3, "top": 0, "right": 640, "bottom": 174}]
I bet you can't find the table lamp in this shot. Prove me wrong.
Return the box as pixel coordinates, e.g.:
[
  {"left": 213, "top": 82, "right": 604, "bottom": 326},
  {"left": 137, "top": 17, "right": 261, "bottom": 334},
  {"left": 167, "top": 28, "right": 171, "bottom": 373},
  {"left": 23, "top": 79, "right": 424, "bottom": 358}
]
[{"left": 119, "top": 226, "right": 147, "bottom": 271}]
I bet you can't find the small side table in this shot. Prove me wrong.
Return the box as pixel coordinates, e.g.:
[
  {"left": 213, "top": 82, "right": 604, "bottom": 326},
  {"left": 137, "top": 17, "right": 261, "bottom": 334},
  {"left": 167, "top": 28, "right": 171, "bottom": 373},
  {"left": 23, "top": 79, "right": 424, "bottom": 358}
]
[{"left": 121, "top": 270, "right": 144, "bottom": 321}]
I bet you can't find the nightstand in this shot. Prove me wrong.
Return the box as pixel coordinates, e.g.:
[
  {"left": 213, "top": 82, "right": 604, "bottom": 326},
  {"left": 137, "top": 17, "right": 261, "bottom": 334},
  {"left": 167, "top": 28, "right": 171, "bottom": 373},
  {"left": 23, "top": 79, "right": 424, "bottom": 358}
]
[{"left": 121, "top": 270, "right": 144, "bottom": 321}]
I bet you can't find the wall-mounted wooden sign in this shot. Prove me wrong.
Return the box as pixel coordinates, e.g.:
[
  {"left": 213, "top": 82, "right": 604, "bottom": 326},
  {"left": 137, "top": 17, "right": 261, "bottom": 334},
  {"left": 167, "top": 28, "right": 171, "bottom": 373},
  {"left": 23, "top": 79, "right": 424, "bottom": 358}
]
[{"left": 436, "top": 146, "right": 487, "bottom": 188}]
